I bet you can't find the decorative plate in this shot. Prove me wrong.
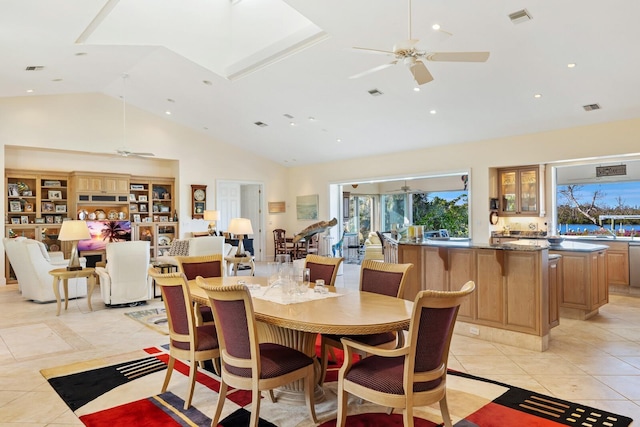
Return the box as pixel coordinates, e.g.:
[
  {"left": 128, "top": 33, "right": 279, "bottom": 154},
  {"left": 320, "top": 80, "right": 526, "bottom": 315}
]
[
  {"left": 88, "top": 212, "right": 96, "bottom": 220},
  {"left": 95, "top": 209, "right": 106, "bottom": 220},
  {"left": 77, "top": 209, "right": 88, "bottom": 220},
  {"left": 108, "top": 210, "right": 118, "bottom": 220}
]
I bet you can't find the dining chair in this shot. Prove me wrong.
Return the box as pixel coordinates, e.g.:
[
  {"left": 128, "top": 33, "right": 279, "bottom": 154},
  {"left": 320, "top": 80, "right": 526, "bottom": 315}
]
[
  {"left": 197, "top": 281, "right": 318, "bottom": 427},
  {"left": 320, "top": 259, "right": 413, "bottom": 385},
  {"left": 147, "top": 268, "right": 220, "bottom": 410},
  {"left": 304, "top": 254, "right": 344, "bottom": 287},
  {"left": 273, "top": 228, "right": 295, "bottom": 260},
  {"left": 336, "top": 281, "right": 476, "bottom": 427},
  {"left": 174, "top": 254, "right": 224, "bottom": 325}
]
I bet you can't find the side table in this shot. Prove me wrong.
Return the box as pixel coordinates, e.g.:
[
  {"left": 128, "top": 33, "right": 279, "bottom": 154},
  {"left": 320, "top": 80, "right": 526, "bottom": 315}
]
[
  {"left": 224, "top": 255, "right": 255, "bottom": 276},
  {"left": 151, "top": 263, "right": 178, "bottom": 298},
  {"left": 49, "top": 268, "right": 97, "bottom": 316}
]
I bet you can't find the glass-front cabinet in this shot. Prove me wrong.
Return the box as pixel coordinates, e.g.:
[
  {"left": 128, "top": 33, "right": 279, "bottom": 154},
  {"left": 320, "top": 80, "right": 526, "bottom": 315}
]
[{"left": 498, "top": 166, "right": 541, "bottom": 216}]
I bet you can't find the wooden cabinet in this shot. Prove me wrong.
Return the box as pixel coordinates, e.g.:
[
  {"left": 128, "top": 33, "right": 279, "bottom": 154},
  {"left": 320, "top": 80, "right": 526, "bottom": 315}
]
[
  {"left": 498, "top": 165, "right": 544, "bottom": 216},
  {"left": 73, "top": 173, "right": 128, "bottom": 195},
  {"left": 132, "top": 221, "right": 178, "bottom": 261},
  {"left": 5, "top": 170, "right": 69, "bottom": 226},
  {"left": 550, "top": 248, "right": 608, "bottom": 319},
  {"left": 151, "top": 180, "right": 175, "bottom": 221},
  {"left": 548, "top": 255, "right": 561, "bottom": 328}
]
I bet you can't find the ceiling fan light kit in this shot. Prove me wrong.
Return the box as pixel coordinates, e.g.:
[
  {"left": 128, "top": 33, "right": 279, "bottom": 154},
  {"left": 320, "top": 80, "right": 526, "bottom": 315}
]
[{"left": 350, "top": 0, "right": 490, "bottom": 85}]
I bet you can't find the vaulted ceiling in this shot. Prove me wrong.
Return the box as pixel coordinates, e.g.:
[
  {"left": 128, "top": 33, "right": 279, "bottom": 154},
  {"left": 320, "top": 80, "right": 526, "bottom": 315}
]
[{"left": 2, "top": 0, "right": 640, "bottom": 166}]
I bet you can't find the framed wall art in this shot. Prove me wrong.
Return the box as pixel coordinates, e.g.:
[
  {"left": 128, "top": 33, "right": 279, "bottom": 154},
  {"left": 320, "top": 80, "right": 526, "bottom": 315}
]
[
  {"left": 296, "top": 194, "right": 319, "bottom": 220},
  {"left": 268, "top": 201, "right": 286, "bottom": 214}
]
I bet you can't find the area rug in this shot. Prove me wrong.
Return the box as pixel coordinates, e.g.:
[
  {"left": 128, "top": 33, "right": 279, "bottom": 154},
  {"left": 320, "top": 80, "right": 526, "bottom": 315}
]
[
  {"left": 124, "top": 308, "right": 169, "bottom": 335},
  {"left": 40, "top": 346, "right": 632, "bottom": 427}
]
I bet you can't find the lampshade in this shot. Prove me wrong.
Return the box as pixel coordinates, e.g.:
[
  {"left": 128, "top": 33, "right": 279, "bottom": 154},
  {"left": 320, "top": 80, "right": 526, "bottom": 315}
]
[
  {"left": 203, "top": 210, "right": 220, "bottom": 221},
  {"left": 58, "top": 220, "right": 91, "bottom": 241},
  {"left": 228, "top": 218, "right": 253, "bottom": 236},
  {"left": 58, "top": 220, "right": 90, "bottom": 271},
  {"left": 228, "top": 218, "right": 253, "bottom": 257}
]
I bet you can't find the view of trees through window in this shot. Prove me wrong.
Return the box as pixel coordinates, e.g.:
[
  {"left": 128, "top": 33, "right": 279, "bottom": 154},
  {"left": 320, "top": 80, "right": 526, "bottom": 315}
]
[{"left": 556, "top": 181, "right": 640, "bottom": 235}]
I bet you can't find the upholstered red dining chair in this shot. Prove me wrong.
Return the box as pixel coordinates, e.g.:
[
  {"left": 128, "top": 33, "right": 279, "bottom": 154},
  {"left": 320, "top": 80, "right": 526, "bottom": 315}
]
[
  {"left": 320, "top": 259, "right": 413, "bottom": 385},
  {"left": 147, "top": 268, "right": 220, "bottom": 410},
  {"left": 197, "top": 280, "right": 318, "bottom": 427},
  {"left": 175, "top": 254, "right": 224, "bottom": 325},
  {"left": 304, "top": 254, "right": 344, "bottom": 287},
  {"left": 336, "top": 281, "right": 476, "bottom": 427}
]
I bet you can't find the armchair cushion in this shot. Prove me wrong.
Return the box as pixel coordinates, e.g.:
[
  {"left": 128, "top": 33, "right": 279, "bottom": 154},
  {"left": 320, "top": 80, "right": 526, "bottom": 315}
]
[{"left": 95, "top": 241, "right": 152, "bottom": 306}]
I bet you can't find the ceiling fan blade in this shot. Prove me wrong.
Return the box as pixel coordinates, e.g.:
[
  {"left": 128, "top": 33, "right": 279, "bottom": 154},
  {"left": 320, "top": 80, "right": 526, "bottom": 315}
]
[
  {"left": 349, "top": 61, "right": 398, "bottom": 79},
  {"left": 425, "top": 51, "right": 490, "bottom": 62},
  {"left": 131, "top": 152, "right": 155, "bottom": 157},
  {"left": 409, "top": 60, "right": 434, "bottom": 85},
  {"left": 352, "top": 46, "right": 395, "bottom": 55}
]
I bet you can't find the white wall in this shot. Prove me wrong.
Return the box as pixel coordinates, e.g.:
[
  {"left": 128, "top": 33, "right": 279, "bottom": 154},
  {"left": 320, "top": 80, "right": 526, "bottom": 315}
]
[{"left": 0, "top": 93, "right": 288, "bottom": 283}]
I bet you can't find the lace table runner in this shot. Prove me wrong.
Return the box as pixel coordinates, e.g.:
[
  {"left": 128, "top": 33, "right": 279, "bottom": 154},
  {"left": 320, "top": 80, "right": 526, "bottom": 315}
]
[{"left": 246, "top": 284, "right": 341, "bottom": 305}]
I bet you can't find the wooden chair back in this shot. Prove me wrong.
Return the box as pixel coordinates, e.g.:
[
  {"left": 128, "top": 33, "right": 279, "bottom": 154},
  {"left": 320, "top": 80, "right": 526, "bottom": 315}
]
[
  {"left": 304, "top": 254, "right": 344, "bottom": 287},
  {"left": 175, "top": 254, "right": 224, "bottom": 280},
  {"left": 359, "top": 259, "right": 413, "bottom": 299}
]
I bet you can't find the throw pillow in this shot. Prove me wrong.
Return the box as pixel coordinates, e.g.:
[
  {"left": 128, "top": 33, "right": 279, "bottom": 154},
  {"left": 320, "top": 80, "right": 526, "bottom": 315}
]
[{"left": 168, "top": 239, "right": 190, "bottom": 256}]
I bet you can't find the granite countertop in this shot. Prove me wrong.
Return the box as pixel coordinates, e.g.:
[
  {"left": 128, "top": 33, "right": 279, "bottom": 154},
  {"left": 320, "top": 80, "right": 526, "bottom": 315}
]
[{"left": 399, "top": 237, "right": 608, "bottom": 252}]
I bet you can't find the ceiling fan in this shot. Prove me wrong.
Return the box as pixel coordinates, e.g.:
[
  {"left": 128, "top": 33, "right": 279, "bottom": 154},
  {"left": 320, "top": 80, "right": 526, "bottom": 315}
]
[
  {"left": 113, "top": 74, "right": 155, "bottom": 159},
  {"left": 388, "top": 180, "right": 424, "bottom": 194},
  {"left": 349, "top": 0, "right": 490, "bottom": 85}
]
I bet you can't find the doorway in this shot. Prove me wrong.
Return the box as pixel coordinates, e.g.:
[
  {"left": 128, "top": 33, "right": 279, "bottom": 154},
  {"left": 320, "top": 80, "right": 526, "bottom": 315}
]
[{"left": 217, "top": 180, "right": 264, "bottom": 261}]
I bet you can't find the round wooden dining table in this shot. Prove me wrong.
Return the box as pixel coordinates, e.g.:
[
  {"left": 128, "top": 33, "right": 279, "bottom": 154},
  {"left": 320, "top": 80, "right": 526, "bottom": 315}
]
[{"left": 189, "top": 276, "right": 413, "bottom": 402}]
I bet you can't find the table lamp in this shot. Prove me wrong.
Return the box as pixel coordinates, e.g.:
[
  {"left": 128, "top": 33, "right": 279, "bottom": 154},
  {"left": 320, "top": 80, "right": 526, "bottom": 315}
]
[
  {"left": 203, "top": 210, "right": 220, "bottom": 235},
  {"left": 58, "top": 220, "right": 91, "bottom": 271},
  {"left": 228, "top": 218, "right": 253, "bottom": 257}
]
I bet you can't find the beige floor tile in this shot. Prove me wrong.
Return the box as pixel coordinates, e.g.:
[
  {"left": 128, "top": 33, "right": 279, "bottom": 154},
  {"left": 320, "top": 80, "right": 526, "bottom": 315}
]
[
  {"left": 533, "top": 374, "right": 626, "bottom": 400},
  {"left": 571, "top": 356, "right": 640, "bottom": 376},
  {"left": 595, "top": 375, "right": 640, "bottom": 400},
  {"left": 455, "top": 355, "right": 527, "bottom": 376}
]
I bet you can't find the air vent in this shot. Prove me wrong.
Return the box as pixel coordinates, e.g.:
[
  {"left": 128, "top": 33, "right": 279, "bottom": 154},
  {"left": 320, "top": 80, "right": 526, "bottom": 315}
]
[
  {"left": 583, "top": 103, "right": 601, "bottom": 111},
  {"left": 283, "top": 113, "right": 294, "bottom": 119},
  {"left": 508, "top": 9, "right": 532, "bottom": 24},
  {"left": 254, "top": 121, "right": 268, "bottom": 127},
  {"left": 25, "top": 66, "right": 45, "bottom": 71},
  {"left": 368, "top": 88, "right": 384, "bottom": 96}
]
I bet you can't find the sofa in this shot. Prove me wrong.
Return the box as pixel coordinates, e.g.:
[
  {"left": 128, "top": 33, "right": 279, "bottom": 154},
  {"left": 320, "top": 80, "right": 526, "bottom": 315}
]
[
  {"left": 363, "top": 232, "right": 384, "bottom": 261},
  {"left": 3, "top": 237, "right": 88, "bottom": 303},
  {"left": 156, "top": 236, "right": 235, "bottom": 269}
]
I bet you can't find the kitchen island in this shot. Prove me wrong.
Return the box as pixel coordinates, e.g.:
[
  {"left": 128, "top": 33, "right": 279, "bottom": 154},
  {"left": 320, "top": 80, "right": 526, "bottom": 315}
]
[{"left": 398, "top": 238, "right": 608, "bottom": 351}]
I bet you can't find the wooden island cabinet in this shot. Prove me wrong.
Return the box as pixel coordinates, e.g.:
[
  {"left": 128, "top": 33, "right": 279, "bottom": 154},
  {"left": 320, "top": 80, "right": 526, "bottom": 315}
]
[{"left": 398, "top": 239, "right": 608, "bottom": 351}]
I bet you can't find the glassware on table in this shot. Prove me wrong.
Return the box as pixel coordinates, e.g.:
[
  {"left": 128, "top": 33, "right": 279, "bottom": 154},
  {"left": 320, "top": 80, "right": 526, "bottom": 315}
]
[
  {"left": 295, "top": 267, "right": 310, "bottom": 295},
  {"left": 314, "top": 279, "right": 327, "bottom": 294},
  {"left": 275, "top": 254, "right": 291, "bottom": 264}
]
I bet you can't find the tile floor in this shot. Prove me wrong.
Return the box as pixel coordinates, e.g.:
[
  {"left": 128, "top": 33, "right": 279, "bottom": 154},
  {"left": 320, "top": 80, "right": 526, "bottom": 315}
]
[{"left": 1, "top": 262, "right": 639, "bottom": 425}]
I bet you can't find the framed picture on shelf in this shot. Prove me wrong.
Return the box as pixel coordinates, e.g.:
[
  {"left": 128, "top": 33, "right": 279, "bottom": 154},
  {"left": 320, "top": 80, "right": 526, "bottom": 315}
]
[
  {"left": 22, "top": 190, "right": 32, "bottom": 197},
  {"left": 48, "top": 190, "right": 62, "bottom": 200},
  {"left": 45, "top": 216, "right": 54, "bottom": 224},
  {"left": 130, "top": 184, "right": 145, "bottom": 191},
  {"left": 129, "top": 194, "right": 136, "bottom": 201},
  {"left": 42, "top": 202, "right": 54, "bottom": 212},
  {"left": 133, "top": 214, "right": 141, "bottom": 223},
  {"left": 55, "top": 205, "right": 66, "bottom": 213},
  {"left": 43, "top": 180, "right": 61, "bottom": 187},
  {"left": 153, "top": 215, "right": 159, "bottom": 222},
  {"left": 9, "top": 201, "right": 21, "bottom": 212},
  {"left": 8, "top": 183, "right": 19, "bottom": 197},
  {"left": 139, "top": 195, "right": 148, "bottom": 202},
  {"left": 24, "top": 203, "right": 33, "bottom": 212},
  {"left": 130, "top": 204, "right": 138, "bottom": 212},
  {"left": 54, "top": 216, "right": 62, "bottom": 224},
  {"left": 159, "top": 215, "right": 169, "bottom": 222},
  {"left": 139, "top": 204, "right": 147, "bottom": 212},
  {"left": 11, "top": 218, "right": 20, "bottom": 224},
  {"left": 20, "top": 216, "right": 29, "bottom": 224},
  {"left": 35, "top": 218, "right": 45, "bottom": 224}
]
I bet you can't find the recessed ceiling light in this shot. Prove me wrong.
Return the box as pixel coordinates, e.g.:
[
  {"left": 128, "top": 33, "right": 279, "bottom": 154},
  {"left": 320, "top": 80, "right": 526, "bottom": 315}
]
[
  {"left": 534, "top": 93, "right": 542, "bottom": 98},
  {"left": 336, "top": 138, "right": 342, "bottom": 142},
  {"left": 429, "top": 110, "right": 437, "bottom": 115},
  {"left": 567, "top": 63, "right": 576, "bottom": 68},
  {"left": 308, "top": 116, "right": 316, "bottom": 121},
  {"left": 26, "top": 89, "right": 33, "bottom": 93},
  {"left": 432, "top": 24, "right": 440, "bottom": 30},
  {"left": 289, "top": 122, "right": 296, "bottom": 126},
  {"left": 413, "top": 87, "right": 420, "bottom": 92},
  {"left": 165, "top": 111, "right": 171, "bottom": 115}
]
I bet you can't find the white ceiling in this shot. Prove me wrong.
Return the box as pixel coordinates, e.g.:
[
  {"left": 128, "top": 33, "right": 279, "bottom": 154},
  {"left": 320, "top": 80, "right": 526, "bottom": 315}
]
[{"left": 2, "top": 0, "right": 640, "bottom": 166}]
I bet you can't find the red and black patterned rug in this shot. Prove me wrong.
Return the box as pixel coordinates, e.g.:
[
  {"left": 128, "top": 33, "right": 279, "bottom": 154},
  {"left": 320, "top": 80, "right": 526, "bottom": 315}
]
[{"left": 41, "top": 346, "right": 633, "bottom": 427}]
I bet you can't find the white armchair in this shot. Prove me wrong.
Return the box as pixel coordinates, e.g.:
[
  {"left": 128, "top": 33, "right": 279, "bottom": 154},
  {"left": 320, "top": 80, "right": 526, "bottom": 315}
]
[
  {"left": 95, "top": 241, "right": 153, "bottom": 306},
  {"left": 2, "top": 237, "right": 87, "bottom": 303}
]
